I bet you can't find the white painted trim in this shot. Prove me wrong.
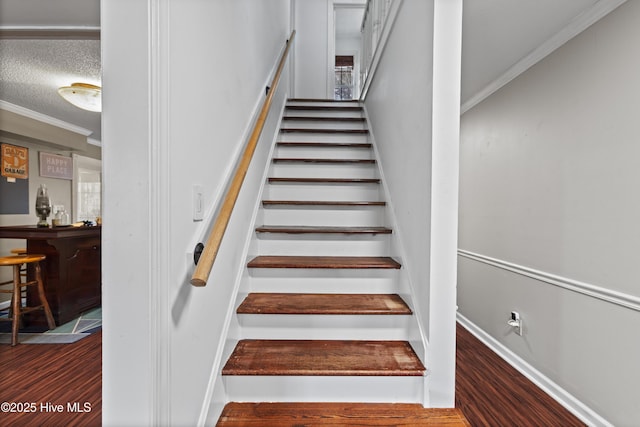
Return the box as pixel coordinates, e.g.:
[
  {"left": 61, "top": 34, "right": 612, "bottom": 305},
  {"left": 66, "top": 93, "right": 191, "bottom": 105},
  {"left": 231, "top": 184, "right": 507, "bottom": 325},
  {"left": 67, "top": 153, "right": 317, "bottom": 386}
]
[
  {"left": 458, "top": 249, "right": 640, "bottom": 312},
  {"left": 359, "top": 0, "right": 403, "bottom": 101},
  {"left": 461, "top": 0, "right": 628, "bottom": 114},
  {"left": 0, "top": 100, "right": 93, "bottom": 137},
  {"left": 87, "top": 137, "right": 101, "bottom": 147},
  {"left": 0, "top": 26, "right": 100, "bottom": 32},
  {"left": 456, "top": 313, "right": 613, "bottom": 427},
  {"left": 0, "top": 26, "right": 100, "bottom": 40},
  {"left": 427, "top": 0, "right": 462, "bottom": 408},
  {"left": 327, "top": 1, "right": 336, "bottom": 99},
  {"left": 148, "top": 1, "right": 171, "bottom": 425}
]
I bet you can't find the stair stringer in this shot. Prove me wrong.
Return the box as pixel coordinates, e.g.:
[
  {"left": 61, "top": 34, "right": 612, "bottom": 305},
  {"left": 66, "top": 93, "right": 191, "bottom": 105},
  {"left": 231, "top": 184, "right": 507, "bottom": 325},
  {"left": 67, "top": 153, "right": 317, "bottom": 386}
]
[
  {"left": 197, "top": 100, "right": 288, "bottom": 427},
  {"left": 361, "top": 104, "right": 431, "bottom": 407}
]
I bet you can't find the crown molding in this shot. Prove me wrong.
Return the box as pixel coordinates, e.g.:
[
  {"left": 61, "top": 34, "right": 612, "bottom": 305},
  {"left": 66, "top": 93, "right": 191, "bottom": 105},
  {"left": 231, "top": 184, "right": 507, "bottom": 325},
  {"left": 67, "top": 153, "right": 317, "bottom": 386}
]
[
  {"left": 0, "top": 100, "right": 93, "bottom": 137},
  {"left": 0, "top": 26, "right": 100, "bottom": 40},
  {"left": 461, "top": 0, "right": 628, "bottom": 114}
]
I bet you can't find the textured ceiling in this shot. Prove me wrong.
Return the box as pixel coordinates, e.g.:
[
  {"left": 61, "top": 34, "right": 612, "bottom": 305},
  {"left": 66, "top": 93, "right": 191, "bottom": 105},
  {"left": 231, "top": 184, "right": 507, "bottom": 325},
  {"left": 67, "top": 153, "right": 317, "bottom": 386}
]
[
  {"left": 0, "top": 0, "right": 101, "bottom": 142},
  {"left": 0, "top": 38, "right": 101, "bottom": 140},
  {"left": 0, "top": 0, "right": 627, "bottom": 146}
]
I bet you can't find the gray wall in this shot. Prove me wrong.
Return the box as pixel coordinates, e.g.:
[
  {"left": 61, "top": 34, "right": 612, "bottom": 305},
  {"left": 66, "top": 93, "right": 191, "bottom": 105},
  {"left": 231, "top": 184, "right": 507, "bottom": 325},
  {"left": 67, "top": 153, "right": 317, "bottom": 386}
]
[
  {"left": 458, "top": 2, "right": 640, "bottom": 425},
  {"left": 0, "top": 138, "right": 72, "bottom": 291}
]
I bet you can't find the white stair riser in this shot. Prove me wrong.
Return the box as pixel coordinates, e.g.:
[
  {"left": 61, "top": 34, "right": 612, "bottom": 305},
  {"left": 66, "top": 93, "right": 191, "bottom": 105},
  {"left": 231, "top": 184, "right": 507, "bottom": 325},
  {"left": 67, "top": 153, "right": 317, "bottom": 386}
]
[
  {"left": 247, "top": 270, "right": 400, "bottom": 294},
  {"left": 279, "top": 132, "right": 369, "bottom": 143},
  {"left": 224, "top": 376, "right": 424, "bottom": 403},
  {"left": 276, "top": 145, "right": 373, "bottom": 159},
  {"left": 238, "top": 314, "right": 413, "bottom": 340},
  {"left": 256, "top": 235, "right": 390, "bottom": 257},
  {"left": 262, "top": 207, "right": 384, "bottom": 226},
  {"left": 270, "top": 163, "right": 378, "bottom": 179},
  {"left": 266, "top": 184, "right": 382, "bottom": 201},
  {"left": 281, "top": 120, "right": 367, "bottom": 131}
]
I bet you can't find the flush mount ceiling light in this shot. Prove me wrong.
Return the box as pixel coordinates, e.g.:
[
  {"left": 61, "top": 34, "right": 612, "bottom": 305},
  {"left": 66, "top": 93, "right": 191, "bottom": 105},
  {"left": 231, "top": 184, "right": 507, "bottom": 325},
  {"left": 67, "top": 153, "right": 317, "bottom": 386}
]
[{"left": 58, "top": 83, "right": 102, "bottom": 112}]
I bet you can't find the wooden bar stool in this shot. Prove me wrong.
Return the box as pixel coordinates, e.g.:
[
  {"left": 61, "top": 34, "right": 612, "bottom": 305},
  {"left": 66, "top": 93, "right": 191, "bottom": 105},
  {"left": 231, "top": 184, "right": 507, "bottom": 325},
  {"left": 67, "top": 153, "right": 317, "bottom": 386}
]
[
  {"left": 10, "top": 248, "right": 28, "bottom": 278},
  {"left": 0, "top": 255, "right": 56, "bottom": 346}
]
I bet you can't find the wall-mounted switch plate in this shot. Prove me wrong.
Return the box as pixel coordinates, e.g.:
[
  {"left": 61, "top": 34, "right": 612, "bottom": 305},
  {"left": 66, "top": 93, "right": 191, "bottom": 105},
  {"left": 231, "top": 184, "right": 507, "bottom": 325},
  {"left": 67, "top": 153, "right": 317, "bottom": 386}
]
[{"left": 192, "top": 185, "right": 203, "bottom": 221}]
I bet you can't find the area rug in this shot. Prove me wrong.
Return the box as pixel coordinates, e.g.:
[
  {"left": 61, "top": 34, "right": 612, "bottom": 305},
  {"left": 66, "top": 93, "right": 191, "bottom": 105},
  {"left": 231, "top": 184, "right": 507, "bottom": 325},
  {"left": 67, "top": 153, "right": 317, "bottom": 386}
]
[{"left": 0, "top": 307, "right": 101, "bottom": 344}]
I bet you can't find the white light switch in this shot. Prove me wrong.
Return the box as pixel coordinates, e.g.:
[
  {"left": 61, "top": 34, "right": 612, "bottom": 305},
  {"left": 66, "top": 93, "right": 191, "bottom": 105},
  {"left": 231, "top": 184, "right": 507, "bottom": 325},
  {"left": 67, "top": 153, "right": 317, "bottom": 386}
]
[{"left": 193, "top": 185, "right": 203, "bottom": 221}]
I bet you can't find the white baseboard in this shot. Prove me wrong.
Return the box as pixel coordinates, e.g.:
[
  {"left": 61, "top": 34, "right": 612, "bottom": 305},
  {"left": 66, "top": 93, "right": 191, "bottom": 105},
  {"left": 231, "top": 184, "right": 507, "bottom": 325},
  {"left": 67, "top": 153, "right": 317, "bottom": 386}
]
[{"left": 456, "top": 313, "right": 612, "bottom": 427}]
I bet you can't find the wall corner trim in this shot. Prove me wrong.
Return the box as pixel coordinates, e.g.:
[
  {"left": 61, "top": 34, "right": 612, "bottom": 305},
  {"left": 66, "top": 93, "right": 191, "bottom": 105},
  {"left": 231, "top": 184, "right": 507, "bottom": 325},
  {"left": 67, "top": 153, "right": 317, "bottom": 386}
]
[{"left": 456, "top": 313, "right": 614, "bottom": 427}]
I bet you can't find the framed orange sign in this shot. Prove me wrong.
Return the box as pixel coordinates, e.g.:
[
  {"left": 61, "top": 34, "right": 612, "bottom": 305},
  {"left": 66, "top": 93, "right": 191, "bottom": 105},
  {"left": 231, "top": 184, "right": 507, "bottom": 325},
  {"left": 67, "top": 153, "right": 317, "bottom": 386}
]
[{"left": 1, "top": 143, "right": 29, "bottom": 179}]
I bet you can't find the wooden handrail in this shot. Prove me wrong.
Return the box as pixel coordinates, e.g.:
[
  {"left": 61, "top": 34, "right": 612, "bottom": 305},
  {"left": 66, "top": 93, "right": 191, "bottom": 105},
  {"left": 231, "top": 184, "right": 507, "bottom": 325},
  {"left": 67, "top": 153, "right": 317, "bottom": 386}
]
[{"left": 191, "top": 30, "right": 296, "bottom": 287}]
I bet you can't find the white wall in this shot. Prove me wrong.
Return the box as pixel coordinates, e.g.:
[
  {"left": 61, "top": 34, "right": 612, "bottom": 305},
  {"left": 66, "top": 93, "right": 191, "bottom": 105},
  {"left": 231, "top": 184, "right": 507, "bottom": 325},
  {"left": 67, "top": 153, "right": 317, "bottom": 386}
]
[
  {"left": 364, "top": 0, "right": 461, "bottom": 407},
  {"left": 458, "top": 1, "right": 640, "bottom": 425},
  {"left": 102, "top": 1, "right": 290, "bottom": 425},
  {"left": 292, "top": 0, "right": 331, "bottom": 98}
]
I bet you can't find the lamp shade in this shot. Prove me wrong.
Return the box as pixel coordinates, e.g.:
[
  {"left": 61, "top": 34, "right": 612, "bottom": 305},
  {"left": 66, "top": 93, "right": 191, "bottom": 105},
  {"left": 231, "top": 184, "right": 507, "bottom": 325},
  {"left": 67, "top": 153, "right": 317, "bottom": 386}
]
[{"left": 58, "top": 83, "right": 101, "bottom": 112}]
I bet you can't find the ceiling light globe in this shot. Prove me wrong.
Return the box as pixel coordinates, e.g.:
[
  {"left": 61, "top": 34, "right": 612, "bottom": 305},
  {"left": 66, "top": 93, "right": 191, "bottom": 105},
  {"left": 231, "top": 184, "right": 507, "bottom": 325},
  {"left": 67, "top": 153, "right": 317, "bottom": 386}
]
[{"left": 58, "top": 83, "right": 102, "bottom": 112}]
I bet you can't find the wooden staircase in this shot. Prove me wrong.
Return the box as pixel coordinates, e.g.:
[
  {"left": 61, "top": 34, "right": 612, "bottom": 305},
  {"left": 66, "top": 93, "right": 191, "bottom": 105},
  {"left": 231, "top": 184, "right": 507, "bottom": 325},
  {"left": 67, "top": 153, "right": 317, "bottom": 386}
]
[{"left": 217, "top": 99, "right": 468, "bottom": 425}]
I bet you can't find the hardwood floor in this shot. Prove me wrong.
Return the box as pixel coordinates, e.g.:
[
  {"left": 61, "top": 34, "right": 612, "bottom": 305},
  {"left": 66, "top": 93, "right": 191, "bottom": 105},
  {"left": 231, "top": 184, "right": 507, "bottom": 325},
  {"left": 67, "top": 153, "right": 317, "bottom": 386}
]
[
  {"left": 0, "top": 331, "right": 101, "bottom": 427},
  {"left": 0, "top": 326, "right": 586, "bottom": 426},
  {"left": 456, "top": 324, "right": 585, "bottom": 426}
]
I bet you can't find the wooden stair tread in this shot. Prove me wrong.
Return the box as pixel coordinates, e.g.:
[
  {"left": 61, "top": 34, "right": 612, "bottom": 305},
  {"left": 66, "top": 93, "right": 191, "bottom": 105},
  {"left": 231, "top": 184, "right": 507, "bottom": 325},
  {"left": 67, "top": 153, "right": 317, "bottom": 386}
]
[
  {"left": 237, "top": 293, "right": 412, "bottom": 315},
  {"left": 286, "top": 105, "right": 363, "bottom": 111},
  {"left": 248, "top": 256, "right": 401, "bottom": 269},
  {"left": 256, "top": 225, "right": 392, "bottom": 235},
  {"left": 273, "top": 158, "right": 375, "bottom": 164},
  {"left": 262, "top": 200, "right": 385, "bottom": 207},
  {"left": 222, "top": 340, "right": 425, "bottom": 376},
  {"left": 288, "top": 98, "right": 360, "bottom": 103},
  {"left": 268, "top": 177, "right": 380, "bottom": 184},
  {"left": 217, "top": 402, "right": 471, "bottom": 426},
  {"left": 277, "top": 142, "right": 372, "bottom": 148},
  {"left": 283, "top": 116, "right": 366, "bottom": 122},
  {"left": 281, "top": 128, "right": 369, "bottom": 134}
]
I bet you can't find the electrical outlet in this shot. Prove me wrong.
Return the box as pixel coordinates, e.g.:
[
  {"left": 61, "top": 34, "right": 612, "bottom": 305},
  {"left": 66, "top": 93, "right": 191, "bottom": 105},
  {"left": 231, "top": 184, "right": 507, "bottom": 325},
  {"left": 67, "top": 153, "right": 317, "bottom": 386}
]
[{"left": 508, "top": 311, "right": 523, "bottom": 336}]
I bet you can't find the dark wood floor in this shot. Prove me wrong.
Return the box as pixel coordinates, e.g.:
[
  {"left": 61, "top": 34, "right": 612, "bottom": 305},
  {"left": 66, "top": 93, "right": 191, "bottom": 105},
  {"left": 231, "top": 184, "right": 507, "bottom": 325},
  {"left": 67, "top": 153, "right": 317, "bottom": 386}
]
[
  {"left": 0, "top": 331, "right": 101, "bottom": 427},
  {"left": 0, "top": 325, "right": 585, "bottom": 426},
  {"left": 455, "top": 324, "right": 585, "bottom": 426}
]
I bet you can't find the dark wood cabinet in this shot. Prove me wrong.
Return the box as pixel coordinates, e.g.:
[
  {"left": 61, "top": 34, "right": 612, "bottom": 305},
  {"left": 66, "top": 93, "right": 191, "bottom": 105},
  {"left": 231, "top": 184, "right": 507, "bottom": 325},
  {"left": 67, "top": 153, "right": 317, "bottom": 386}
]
[{"left": 0, "top": 225, "right": 101, "bottom": 326}]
